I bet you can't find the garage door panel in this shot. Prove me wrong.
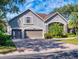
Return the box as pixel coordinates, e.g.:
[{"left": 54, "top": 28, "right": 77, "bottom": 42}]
[
  {"left": 24, "top": 30, "right": 43, "bottom": 39},
  {"left": 27, "top": 31, "right": 42, "bottom": 38}
]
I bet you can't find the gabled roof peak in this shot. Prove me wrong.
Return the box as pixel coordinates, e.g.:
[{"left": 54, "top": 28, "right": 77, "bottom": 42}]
[{"left": 9, "top": 9, "right": 67, "bottom": 23}]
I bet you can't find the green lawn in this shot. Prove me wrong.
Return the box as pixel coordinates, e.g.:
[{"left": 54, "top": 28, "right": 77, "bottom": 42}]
[
  {"left": 59, "top": 38, "right": 78, "bottom": 45},
  {"left": 0, "top": 46, "right": 16, "bottom": 54}
]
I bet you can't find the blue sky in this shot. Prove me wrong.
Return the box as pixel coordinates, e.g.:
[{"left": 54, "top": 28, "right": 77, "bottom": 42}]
[{"left": 7, "top": 0, "right": 78, "bottom": 20}]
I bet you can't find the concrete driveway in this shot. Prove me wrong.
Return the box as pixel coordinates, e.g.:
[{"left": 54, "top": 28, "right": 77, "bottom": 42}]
[
  {"left": 0, "top": 39, "right": 77, "bottom": 59},
  {"left": 12, "top": 39, "right": 64, "bottom": 49}
]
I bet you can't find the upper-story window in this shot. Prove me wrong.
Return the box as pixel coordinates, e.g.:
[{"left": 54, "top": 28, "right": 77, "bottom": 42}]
[
  {"left": 26, "top": 17, "right": 30, "bottom": 23},
  {"left": 25, "top": 17, "right": 32, "bottom": 24}
]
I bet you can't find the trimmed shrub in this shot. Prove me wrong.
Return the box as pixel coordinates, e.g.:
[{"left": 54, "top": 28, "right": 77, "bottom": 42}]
[
  {"left": 44, "top": 33, "right": 53, "bottom": 39},
  {"left": 61, "top": 34, "right": 68, "bottom": 38},
  {"left": 66, "top": 33, "right": 76, "bottom": 37},
  {"left": 53, "top": 35, "right": 62, "bottom": 38},
  {"left": 44, "top": 33, "right": 68, "bottom": 38},
  {"left": 0, "top": 33, "right": 15, "bottom": 46}
]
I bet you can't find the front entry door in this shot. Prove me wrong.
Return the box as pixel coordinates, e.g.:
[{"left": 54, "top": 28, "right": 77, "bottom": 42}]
[{"left": 12, "top": 29, "right": 22, "bottom": 39}]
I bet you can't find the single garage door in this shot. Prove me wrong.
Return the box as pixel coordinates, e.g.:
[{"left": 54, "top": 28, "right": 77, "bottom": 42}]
[{"left": 24, "top": 29, "right": 43, "bottom": 39}]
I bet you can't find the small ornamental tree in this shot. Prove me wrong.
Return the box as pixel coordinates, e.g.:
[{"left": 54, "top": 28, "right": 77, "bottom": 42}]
[{"left": 48, "top": 23, "right": 63, "bottom": 37}]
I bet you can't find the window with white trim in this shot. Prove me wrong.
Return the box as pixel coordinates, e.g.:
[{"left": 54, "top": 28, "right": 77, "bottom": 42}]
[{"left": 25, "top": 17, "right": 31, "bottom": 24}]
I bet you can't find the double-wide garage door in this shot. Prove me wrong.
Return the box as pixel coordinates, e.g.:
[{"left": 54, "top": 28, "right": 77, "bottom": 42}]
[{"left": 24, "top": 30, "right": 43, "bottom": 39}]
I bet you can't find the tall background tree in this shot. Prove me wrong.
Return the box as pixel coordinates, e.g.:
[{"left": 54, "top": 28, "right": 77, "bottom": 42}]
[
  {"left": 68, "top": 12, "right": 78, "bottom": 34},
  {"left": 52, "top": 4, "right": 78, "bottom": 18},
  {"left": 52, "top": 4, "right": 78, "bottom": 34},
  {"left": 0, "top": 0, "right": 26, "bottom": 33}
]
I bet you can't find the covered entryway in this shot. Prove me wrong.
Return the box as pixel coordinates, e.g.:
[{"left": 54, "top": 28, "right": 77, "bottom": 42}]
[
  {"left": 45, "top": 13, "right": 68, "bottom": 33},
  {"left": 24, "top": 29, "right": 43, "bottom": 39},
  {"left": 12, "top": 29, "right": 22, "bottom": 39},
  {"left": 48, "top": 22, "right": 64, "bottom": 36}
]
